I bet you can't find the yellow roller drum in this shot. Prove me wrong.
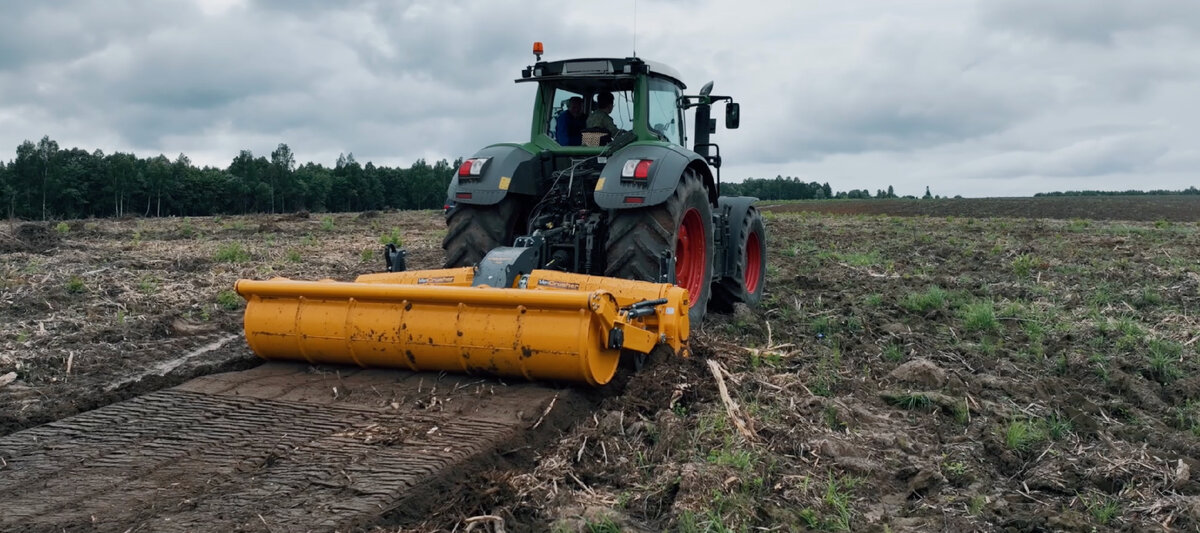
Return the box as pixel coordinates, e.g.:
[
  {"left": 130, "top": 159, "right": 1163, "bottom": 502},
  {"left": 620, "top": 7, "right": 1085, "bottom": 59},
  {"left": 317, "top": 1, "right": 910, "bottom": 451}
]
[{"left": 239, "top": 281, "right": 590, "bottom": 385}]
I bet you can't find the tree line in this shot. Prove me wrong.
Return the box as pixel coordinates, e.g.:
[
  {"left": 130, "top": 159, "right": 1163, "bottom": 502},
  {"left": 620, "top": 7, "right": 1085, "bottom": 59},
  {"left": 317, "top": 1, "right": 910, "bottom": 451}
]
[
  {"left": 1034, "top": 187, "right": 1200, "bottom": 197},
  {"left": 0, "top": 136, "right": 457, "bottom": 220},
  {"left": 721, "top": 176, "right": 904, "bottom": 200}
]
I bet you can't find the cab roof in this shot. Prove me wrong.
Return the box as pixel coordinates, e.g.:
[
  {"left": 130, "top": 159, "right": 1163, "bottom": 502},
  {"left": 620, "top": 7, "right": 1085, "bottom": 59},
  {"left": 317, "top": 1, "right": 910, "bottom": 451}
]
[{"left": 517, "top": 57, "right": 686, "bottom": 89}]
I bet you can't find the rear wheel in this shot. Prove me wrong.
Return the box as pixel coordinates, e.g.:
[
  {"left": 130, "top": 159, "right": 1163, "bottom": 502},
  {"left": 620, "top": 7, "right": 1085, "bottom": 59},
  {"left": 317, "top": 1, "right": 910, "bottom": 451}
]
[
  {"left": 442, "top": 196, "right": 526, "bottom": 268},
  {"left": 712, "top": 206, "right": 767, "bottom": 311},
  {"left": 605, "top": 169, "right": 714, "bottom": 325}
]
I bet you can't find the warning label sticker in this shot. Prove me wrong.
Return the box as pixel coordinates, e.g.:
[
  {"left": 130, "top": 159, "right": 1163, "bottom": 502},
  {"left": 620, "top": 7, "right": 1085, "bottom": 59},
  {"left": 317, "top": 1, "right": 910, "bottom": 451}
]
[
  {"left": 417, "top": 276, "right": 455, "bottom": 284},
  {"left": 537, "top": 279, "right": 580, "bottom": 290}
]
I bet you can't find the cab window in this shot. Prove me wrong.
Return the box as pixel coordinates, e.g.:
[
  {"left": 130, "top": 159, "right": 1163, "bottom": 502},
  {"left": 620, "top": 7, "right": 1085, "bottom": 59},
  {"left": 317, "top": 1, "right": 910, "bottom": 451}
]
[
  {"left": 545, "top": 87, "right": 635, "bottom": 145},
  {"left": 546, "top": 88, "right": 585, "bottom": 146},
  {"left": 647, "top": 78, "right": 682, "bottom": 145}
]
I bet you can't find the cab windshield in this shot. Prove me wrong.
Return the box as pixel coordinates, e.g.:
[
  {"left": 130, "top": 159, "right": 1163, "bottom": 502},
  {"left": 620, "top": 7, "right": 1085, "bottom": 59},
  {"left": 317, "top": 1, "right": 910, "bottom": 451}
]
[
  {"left": 544, "top": 85, "right": 634, "bottom": 147},
  {"left": 647, "top": 77, "right": 683, "bottom": 145}
]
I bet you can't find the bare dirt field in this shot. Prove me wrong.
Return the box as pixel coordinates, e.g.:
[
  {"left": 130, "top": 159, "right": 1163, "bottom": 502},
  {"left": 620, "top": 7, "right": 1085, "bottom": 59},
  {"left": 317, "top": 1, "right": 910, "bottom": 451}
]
[
  {"left": 761, "top": 195, "right": 1200, "bottom": 222},
  {"left": 2, "top": 202, "right": 1200, "bottom": 532}
]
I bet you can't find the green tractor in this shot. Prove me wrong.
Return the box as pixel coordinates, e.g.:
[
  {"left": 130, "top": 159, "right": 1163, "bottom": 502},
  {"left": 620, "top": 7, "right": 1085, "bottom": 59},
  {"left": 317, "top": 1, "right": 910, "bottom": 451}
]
[{"left": 444, "top": 52, "right": 766, "bottom": 323}]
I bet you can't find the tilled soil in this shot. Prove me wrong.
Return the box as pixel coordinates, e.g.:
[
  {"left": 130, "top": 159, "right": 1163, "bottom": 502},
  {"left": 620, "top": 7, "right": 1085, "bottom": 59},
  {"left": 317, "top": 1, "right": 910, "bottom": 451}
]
[
  {"left": 0, "top": 362, "right": 581, "bottom": 533},
  {"left": 3, "top": 206, "right": 1200, "bottom": 532},
  {"left": 0, "top": 211, "right": 445, "bottom": 437}
]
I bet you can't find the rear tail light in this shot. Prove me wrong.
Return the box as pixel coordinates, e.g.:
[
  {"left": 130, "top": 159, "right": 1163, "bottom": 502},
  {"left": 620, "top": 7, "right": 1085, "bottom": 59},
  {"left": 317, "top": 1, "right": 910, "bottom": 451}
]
[
  {"left": 621, "top": 159, "right": 653, "bottom": 180},
  {"left": 457, "top": 158, "right": 490, "bottom": 177}
]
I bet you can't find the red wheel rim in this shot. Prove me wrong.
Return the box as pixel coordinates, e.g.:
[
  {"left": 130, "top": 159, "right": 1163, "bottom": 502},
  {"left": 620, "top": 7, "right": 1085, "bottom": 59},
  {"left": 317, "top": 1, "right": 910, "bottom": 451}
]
[
  {"left": 744, "top": 230, "right": 762, "bottom": 294},
  {"left": 675, "top": 208, "right": 706, "bottom": 297}
]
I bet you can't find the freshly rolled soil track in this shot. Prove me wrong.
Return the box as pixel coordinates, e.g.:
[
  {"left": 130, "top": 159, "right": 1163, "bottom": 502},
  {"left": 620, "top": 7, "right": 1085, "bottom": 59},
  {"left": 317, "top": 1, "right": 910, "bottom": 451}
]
[{"left": 0, "top": 362, "right": 578, "bottom": 532}]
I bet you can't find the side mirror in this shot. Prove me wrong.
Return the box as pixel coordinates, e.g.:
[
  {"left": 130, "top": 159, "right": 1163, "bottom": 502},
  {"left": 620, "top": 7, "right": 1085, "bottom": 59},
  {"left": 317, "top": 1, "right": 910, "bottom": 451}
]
[{"left": 725, "top": 103, "right": 740, "bottom": 129}]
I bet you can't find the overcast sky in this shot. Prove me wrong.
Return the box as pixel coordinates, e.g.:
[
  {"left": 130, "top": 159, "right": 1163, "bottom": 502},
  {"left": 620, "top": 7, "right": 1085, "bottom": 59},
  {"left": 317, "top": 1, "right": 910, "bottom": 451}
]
[{"left": 1, "top": 0, "right": 1198, "bottom": 197}]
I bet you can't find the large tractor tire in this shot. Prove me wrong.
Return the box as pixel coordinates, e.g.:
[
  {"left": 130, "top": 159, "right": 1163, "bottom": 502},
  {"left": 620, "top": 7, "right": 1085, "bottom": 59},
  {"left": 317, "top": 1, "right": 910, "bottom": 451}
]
[
  {"left": 712, "top": 206, "right": 767, "bottom": 311},
  {"left": 442, "top": 197, "right": 526, "bottom": 268},
  {"left": 605, "top": 169, "right": 714, "bottom": 324}
]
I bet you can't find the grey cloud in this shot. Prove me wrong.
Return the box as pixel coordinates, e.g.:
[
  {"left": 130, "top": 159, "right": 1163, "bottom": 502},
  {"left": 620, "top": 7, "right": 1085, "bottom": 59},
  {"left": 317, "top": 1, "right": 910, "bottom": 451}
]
[
  {"left": 0, "top": 2, "right": 188, "bottom": 70},
  {"left": 956, "top": 134, "right": 1169, "bottom": 180},
  {"left": 980, "top": 0, "right": 1200, "bottom": 44},
  {"left": 735, "top": 32, "right": 1042, "bottom": 162}
]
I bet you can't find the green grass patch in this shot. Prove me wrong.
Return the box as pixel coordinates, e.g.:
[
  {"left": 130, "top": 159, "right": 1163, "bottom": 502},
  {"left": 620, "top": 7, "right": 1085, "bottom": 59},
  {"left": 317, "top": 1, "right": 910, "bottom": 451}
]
[
  {"left": 1146, "top": 339, "right": 1184, "bottom": 383},
  {"left": 810, "top": 316, "right": 835, "bottom": 336},
  {"left": 65, "top": 275, "right": 85, "bottom": 294},
  {"left": 320, "top": 215, "right": 336, "bottom": 231},
  {"left": 961, "top": 301, "right": 999, "bottom": 334},
  {"left": 1130, "top": 287, "right": 1163, "bottom": 309},
  {"left": 1087, "top": 282, "right": 1117, "bottom": 308},
  {"left": 137, "top": 276, "right": 158, "bottom": 294},
  {"left": 823, "top": 405, "right": 847, "bottom": 431},
  {"left": 1010, "top": 253, "right": 1039, "bottom": 278},
  {"left": 1044, "top": 413, "right": 1073, "bottom": 440},
  {"left": 902, "top": 286, "right": 948, "bottom": 313},
  {"left": 942, "top": 460, "right": 968, "bottom": 478},
  {"left": 821, "top": 474, "right": 860, "bottom": 531},
  {"left": 809, "top": 345, "right": 843, "bottom": 397},
  {"left": 214, "top": 242, "right": 251, "bottom": 263},
  {"left": 180, "top": 218, "right": 197, "bottom": 238},
  {"left": 840, "top": 251, "right": 882, "bottom": 267},
  {"left": 884, "top": 392, "right": 933, "bottom": 410},
  {"left": 967, "top": 495, "right": 987, "bottom": 515},
  {"left": 54, "top": 221, "right": 70, "bottom": 235},
  {"left": 216, "top": 290, "right": 242, "bottom": 310},
  {"left": 1083, "top": 494, "right": 1120, "bottom": 525},
  {"left": 583, "top": 517, "right": 622, "bottom": 533},
  {"left": 1171, "top": 400, "right": 1200, "bottom": 437},
  {"left": 707, "top": 442, "right": 756, "bottom": 472},
  {"left": 379, "top": 227, "right": 403, "bottom": 246},
  {"left": 1003, "top": 419, "right": 1047, "bottom": 452},
  {"left": 882, "top": 343, "right": 905, "bottom": 362}
]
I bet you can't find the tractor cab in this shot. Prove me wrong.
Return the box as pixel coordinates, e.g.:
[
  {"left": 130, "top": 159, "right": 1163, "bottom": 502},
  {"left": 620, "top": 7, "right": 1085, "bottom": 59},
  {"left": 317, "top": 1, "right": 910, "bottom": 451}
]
[
  {"left": 518, "top": 57, "right": 688, "bottom": 150},
  {"left": 518, "top": 55, "right": 739, "bottom": 174}
]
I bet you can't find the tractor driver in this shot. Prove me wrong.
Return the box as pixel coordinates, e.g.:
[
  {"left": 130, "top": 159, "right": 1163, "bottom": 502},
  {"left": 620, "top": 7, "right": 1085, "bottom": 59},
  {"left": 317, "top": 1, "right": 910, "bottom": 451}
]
[
  {"left": 555, "top": 96, "right": 585, "bottom": 146},
  {"left": 586, "top": 91, "right": 622, "bottom": 136}
]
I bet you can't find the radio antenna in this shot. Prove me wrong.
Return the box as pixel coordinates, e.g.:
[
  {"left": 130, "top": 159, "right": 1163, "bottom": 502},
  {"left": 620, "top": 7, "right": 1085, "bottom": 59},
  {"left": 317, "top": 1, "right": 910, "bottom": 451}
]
[{"left": 633, "top": 0, "right": 638, "bottom": 57}]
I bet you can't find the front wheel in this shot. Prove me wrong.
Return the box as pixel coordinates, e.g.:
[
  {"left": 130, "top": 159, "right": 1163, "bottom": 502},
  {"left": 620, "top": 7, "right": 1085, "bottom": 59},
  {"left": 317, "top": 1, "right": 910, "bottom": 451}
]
[
  {"left": 712, "top": 206, "right": 767, "bottom": 311},
  {"left": 604, "top": 169, "right": 714, "bottom": 325}
]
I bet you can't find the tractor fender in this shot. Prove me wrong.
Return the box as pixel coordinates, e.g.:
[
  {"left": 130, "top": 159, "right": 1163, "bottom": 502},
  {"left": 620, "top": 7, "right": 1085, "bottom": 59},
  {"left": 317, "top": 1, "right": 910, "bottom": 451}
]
[
  {"left": 594, "top": 143, "right": 718, "bottom": 209},
  {"left": 446, "top": 144, "right": 539, "bottom": 206},
  {"left": 716, "top": 196, "right": 761, "bottom": 278}
]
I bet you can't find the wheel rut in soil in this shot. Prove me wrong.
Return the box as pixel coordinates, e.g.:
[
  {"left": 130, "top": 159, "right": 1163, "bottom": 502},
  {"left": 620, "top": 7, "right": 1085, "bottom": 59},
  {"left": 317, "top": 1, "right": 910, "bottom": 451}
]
[{"left": 0, "top": 362, "right": 582, "bottom": 532}]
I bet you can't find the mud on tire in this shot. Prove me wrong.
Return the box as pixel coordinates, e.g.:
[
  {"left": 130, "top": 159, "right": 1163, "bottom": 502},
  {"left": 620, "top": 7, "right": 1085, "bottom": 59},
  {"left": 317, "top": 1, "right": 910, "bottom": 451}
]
[
  {"left": 442, "top": 197, "right": 526, "bottom": 268},
  {"left": 711, "top": 206, "right": 767, "bottom": 311},
  {"left": 604, "top": 169, "right": 714, "bottom": 325}
]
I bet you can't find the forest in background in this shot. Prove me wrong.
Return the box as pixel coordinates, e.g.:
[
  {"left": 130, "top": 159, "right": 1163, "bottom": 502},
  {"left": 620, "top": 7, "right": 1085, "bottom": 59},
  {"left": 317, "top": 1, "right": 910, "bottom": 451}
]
[{"left": 0, "top": 136, "right": 456, "bottom": 220}]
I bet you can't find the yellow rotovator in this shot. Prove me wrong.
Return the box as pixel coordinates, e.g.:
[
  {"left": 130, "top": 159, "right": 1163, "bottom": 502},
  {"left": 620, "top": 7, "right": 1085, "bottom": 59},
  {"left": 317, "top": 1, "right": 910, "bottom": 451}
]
[{"left": 235, "top": 268, "right": 690, "bottom": 386}]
